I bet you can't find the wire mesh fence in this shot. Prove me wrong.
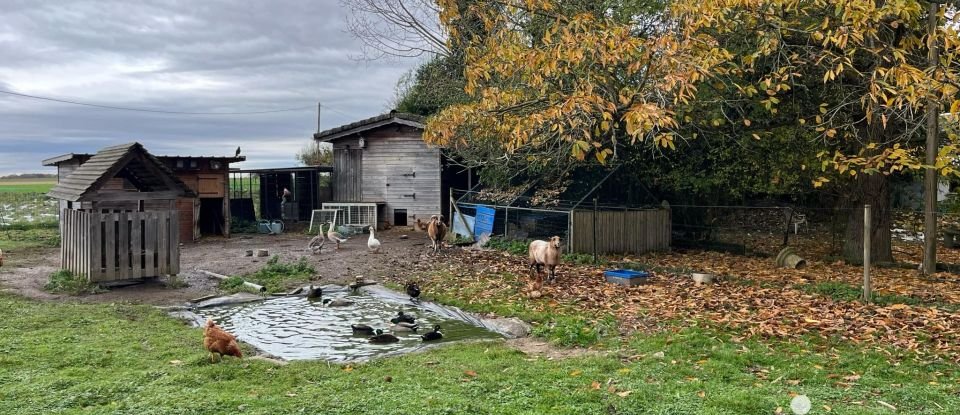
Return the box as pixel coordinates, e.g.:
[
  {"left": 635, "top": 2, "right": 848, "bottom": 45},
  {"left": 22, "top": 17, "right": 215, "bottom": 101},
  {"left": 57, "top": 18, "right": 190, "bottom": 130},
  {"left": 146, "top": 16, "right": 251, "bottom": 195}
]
[{"left": 452, "top": 186, "right": 960, "bottom": 269}]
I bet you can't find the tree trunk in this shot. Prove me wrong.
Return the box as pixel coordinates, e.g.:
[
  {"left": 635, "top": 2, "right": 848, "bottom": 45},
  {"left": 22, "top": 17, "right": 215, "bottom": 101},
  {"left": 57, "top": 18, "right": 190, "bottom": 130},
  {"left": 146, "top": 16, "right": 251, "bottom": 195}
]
[
  {"left": 922, "top": 1, "right": 941, "bottom": 275},
  {"left": 843, "top": 173, "right": 894, "bottom": 264}
]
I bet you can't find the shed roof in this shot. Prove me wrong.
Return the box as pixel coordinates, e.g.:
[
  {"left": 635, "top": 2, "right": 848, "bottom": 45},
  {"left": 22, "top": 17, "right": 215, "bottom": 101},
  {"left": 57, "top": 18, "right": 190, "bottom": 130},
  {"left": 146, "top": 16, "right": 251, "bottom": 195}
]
[
  {"left": 313, "top": 111, "right": 425, "bottom": 142},
  {"left": 43, "top": 152, "right": 245, "bottom": 167},
  {"left": 47, "top": 142, "right": 196, "bottom": 202}
]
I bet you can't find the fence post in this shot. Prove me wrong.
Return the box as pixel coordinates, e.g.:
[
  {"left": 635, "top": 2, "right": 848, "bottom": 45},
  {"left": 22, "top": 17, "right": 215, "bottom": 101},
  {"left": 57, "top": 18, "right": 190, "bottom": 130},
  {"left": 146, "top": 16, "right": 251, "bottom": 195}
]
[
  {"left": 863, "top": 204, "right": 872, "bottom": 302},
  {"left": 593, "top": 197, "right": 598, "bottom": 264},
  {"left": 504, "top": 206, "right": 510, "bottom": 238},
  {"left": 567, "top": 210, "right": 573, "bottom": 254}
]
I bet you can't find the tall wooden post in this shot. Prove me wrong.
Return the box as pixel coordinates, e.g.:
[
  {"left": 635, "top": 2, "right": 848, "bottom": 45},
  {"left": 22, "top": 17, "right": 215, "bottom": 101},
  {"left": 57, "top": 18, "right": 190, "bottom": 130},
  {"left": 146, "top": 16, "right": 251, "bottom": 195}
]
[
  {"left": 922, "top": 2, "right": 941, "bottom": 275},
  {"left": 863, "top": 204, "right": 872, "bottom": 302}
]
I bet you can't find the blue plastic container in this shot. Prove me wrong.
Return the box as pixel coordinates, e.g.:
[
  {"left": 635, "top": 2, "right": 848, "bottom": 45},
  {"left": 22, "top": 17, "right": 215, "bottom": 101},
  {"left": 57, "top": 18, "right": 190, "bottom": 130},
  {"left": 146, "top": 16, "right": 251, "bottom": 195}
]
[
  {"left": 603, "top": 269, "right": 651, "bottom": 286},
  {"left": 474, "top": 205, "right": 496, "bottom": 239}
]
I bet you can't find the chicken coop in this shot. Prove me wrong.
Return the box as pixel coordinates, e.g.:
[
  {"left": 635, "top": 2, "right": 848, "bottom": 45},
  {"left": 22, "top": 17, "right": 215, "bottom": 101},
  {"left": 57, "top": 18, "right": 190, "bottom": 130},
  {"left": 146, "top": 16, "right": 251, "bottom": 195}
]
[{"left": 47, "top": 142, "right": 196, "bottom": 283}]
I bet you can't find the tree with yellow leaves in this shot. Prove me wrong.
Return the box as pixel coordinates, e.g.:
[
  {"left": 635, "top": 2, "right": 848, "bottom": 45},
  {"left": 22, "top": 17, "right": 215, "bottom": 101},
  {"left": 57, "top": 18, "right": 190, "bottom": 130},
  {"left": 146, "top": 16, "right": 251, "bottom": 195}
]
[{"left": 428, "top": 0, "right": 960, "bottom": 264}]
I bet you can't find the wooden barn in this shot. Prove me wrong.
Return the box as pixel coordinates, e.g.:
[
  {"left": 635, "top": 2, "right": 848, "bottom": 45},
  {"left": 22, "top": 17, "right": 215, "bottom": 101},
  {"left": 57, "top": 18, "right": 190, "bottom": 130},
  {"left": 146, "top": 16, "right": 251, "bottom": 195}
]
[
  {"left": 44, "top": 148, "right": 244, "bottom": 242},
  {"left": 313, "top": 111, "right": 469, "bottom": 228},
  {"left": 46, "top": 142, "right": 195, "bottom": 282}
]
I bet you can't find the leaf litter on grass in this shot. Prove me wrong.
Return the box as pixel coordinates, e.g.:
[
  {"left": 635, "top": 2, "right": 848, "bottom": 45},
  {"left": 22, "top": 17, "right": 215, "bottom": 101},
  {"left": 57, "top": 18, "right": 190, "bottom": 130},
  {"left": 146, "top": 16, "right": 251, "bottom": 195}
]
[{"left": 391, "top": 245, "right": 960, "bottom": 362}]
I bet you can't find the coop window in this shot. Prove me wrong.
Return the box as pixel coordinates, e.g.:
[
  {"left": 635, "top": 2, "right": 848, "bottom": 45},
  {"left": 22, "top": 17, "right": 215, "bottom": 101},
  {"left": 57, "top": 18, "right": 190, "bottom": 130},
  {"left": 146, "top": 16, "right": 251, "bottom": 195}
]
[{"left": 176, "top": 159, "right": 184, "bottom": 169}]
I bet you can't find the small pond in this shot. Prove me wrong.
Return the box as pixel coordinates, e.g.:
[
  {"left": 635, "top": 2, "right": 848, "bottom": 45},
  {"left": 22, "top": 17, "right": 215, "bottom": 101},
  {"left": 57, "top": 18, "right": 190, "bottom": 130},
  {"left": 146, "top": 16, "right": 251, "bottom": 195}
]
[{"left": 198, "top": 286, "right": 504, "bottom": 362}]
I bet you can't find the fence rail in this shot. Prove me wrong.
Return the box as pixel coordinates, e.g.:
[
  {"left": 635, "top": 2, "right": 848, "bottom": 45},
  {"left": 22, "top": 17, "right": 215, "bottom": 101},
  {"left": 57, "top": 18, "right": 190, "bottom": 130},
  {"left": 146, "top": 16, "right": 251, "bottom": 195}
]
[{"left": 61, "top": 209, "right": 179, "bottom": 282}]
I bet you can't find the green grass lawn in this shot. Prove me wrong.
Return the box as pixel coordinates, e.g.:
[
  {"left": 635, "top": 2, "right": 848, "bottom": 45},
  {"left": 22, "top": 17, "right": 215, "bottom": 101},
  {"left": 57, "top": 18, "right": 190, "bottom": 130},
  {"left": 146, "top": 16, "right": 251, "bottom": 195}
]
[
  {"left": 0, "top": 178, "right": 56, "bottom": 193},
  {"left": 0, "top": 293, "right": 957, "bottom": 414}
]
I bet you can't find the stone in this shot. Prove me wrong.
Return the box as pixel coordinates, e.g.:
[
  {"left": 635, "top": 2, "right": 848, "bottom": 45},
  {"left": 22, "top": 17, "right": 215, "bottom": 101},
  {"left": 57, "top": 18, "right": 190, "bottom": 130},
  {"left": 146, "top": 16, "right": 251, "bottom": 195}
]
[
  {"left": 244, "top": 250, "right": 253, "bottom": 257},
  {"left": 487, "top": 317, "right": 532, "bottom": 339},
  {"left": 652, "top": 351, "right": 665, "bottom": 359},
  {"left": 256, "top": 249, "right": 269, "bottom": 257}
]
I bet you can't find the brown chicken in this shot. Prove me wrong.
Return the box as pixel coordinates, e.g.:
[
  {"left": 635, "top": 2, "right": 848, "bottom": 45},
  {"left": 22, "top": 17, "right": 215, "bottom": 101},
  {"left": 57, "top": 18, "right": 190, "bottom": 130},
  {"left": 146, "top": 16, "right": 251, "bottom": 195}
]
[
  {"left": 203, "top": 319, "right": 242, "bottom": 363},
  {"left": 0, "top": 248, "right": 4, "bottom": 267}
]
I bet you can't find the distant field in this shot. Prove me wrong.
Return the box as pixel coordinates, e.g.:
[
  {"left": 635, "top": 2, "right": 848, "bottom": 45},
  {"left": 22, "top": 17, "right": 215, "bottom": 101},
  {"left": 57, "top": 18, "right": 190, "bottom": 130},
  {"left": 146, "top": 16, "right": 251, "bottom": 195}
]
[{"left": 0, "top": 178, "right": 56, "bottom": 193}]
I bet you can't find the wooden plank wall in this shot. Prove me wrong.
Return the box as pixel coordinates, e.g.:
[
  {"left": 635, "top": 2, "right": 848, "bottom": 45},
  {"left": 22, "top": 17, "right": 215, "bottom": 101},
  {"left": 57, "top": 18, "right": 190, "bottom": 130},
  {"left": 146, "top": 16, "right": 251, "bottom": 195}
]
[
  {"left": 358, "top": 129, "right": 442, "bottom": 225},
  {"left": 571, "top": 209, "right": 671, "bottom": 255},
  {"left": 61, "top": 209, "right": 180, "bottom": 282}
]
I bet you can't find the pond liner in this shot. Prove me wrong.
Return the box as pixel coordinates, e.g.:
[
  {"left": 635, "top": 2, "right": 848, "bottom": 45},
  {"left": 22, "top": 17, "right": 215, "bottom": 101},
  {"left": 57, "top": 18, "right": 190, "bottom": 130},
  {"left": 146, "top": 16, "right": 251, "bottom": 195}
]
[
  {"left": 358, "top": 285, "right": 530, "bottom": 339},
  {"left": 180, "top": 284, "right": 533, "bottom": 362}
]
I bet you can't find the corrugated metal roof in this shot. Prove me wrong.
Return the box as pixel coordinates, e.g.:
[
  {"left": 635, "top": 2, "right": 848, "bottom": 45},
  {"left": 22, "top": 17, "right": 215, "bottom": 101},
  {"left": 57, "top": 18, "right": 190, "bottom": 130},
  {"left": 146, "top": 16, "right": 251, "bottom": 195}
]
[
  {"left": 47, "top": 142, "right": 196, "bottom": 202},
  {"left": 313, "top": 111, "right": 425, "bottom": 142}
]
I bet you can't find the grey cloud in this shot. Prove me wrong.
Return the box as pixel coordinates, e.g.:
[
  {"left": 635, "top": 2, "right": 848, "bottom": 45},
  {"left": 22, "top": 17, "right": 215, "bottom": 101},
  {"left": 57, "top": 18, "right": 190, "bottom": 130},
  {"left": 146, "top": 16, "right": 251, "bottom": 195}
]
[{"left": 0, "top": 0, "right": 420, "bottom": 175}]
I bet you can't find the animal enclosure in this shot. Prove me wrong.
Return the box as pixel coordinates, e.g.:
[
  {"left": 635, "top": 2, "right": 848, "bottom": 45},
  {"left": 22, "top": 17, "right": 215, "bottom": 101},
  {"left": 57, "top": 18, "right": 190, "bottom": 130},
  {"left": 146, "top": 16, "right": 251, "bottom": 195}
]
[
  {"left": 60, "top": 209, "right": 180, "bottom": 281},
  {"left": 47, "top": 143, "right": 194, "bottom": 282},
  {"left": 453, "top": 189, "right": 671, "bottom": 256}
]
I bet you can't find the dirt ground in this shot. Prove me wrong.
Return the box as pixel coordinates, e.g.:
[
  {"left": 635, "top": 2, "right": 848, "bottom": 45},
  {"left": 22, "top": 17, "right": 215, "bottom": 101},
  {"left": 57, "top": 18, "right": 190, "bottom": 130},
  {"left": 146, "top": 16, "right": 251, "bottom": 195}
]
[{"left": 0, "top": 227, "right": 438, "bottom": 305}]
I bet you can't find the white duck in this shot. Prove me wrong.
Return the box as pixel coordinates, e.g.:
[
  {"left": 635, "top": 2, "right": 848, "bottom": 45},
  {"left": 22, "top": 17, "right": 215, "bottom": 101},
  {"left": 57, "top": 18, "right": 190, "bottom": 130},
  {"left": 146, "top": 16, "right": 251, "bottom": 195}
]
[
  {"left": 326, "top": 221, "right": 348, "bottom": 250},
  {"left": 367, "top": 226, "right": 382, "bottom": 253}
]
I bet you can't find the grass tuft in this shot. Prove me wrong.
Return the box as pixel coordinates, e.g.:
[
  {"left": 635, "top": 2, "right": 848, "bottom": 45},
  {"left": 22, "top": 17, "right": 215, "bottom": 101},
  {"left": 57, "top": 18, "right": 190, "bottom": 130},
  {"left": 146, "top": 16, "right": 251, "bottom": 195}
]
[
  {"left": 43, "top": 269, "right": 104, "bottom": 295},
  {"left": 222, "top": 255, "right": 316, "bottom": 294}
]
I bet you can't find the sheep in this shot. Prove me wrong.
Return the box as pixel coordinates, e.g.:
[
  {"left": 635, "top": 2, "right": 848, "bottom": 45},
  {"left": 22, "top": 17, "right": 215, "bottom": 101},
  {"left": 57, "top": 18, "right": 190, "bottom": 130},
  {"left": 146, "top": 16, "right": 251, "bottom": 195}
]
[
  {"left": 528, "top": 236, "right": 561, "bottom": 284},
  {"left": 427, "top": 215, "right": 447, "bottom": 253}
]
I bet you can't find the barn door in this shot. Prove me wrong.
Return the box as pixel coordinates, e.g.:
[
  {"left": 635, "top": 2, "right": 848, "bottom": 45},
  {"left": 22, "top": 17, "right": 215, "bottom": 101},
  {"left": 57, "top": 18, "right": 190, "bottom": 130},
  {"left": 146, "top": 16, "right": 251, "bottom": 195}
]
[{"left": 333, "top": 149, "right": 362, "bottom": 201}]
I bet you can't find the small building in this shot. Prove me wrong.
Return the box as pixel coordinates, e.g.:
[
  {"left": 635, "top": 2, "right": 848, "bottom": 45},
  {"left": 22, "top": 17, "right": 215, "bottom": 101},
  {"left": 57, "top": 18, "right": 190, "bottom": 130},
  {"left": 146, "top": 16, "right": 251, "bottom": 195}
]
[
  {"left": 313, "top": 111, "right": 469, "bottom": 228},
  {"left": 47, "top": 142, "right": 195, "bottom": 282},
  {"left": 44, "top": 149, "right": 244, "bottom": 242}
]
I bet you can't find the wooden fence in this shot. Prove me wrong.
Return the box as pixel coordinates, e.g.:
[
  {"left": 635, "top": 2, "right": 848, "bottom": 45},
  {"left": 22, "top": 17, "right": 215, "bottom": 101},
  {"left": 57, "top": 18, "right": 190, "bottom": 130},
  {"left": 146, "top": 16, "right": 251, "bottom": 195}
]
[
  {"left": 570, "top": 209, "right": 671, "bottom": 255},
  {"left": 60, "top": 209, "right": 180, "bottom": 282}
]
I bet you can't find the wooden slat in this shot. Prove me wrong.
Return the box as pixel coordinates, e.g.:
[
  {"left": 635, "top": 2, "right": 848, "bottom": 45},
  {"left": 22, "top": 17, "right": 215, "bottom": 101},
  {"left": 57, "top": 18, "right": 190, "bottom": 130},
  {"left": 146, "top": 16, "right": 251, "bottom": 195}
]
[
  {"left": 170, "top": 210, "right": 180, "bottom": 275},
  {"left": 118, "top": 211, "right": 130, "bottom": 276},
  {"left": 79, "top": 211, "right": 88, "bottom": 278},
  {"left": 144, "top": 211, "right": 157, "bottom": 277},
  {"left": 157, "top": 211, "right": 169, "bottom": 275},
  {"left": 89, "top": 212, "right": 102, "bottom": 281},
  {"left": 131, "top": 211, "right": 143, "bottom": 278},
  {"left": 104, "top": 213, "right": 117, "bottom": 280}
]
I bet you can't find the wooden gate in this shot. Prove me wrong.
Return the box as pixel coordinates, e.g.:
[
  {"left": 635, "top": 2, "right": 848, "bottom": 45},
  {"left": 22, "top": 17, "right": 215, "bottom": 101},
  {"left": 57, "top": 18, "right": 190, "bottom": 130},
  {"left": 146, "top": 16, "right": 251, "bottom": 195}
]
[
  {"left": 60, "top": 209, "right": 180, "bottom": 282},
  {"left": 333, "top": 149, "right": 363, "bottom": 201},
  {"left": 571, "top": 209, "right": 671, "bottom": 255}
]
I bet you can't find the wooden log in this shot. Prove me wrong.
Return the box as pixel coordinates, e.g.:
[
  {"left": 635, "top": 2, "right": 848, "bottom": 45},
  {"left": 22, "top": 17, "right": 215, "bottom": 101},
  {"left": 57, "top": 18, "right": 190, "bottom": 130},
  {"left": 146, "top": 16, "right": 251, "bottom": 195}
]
[{"left": 197, "top": 269, "right": 266, "bottom": 293}]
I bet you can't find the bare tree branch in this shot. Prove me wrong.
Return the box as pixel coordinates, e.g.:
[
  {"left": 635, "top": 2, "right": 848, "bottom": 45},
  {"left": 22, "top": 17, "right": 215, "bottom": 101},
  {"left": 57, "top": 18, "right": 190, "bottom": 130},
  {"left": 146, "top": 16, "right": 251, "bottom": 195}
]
[{"left": 342, "top": 0, "right": 450, "bottom": 61}]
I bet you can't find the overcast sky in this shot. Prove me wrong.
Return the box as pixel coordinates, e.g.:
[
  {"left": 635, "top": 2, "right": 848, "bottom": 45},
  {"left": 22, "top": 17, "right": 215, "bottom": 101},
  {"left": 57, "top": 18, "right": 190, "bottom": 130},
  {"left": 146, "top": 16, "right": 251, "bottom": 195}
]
[{"left": 0, "top": 0, "right": 419, "bottom": 175}]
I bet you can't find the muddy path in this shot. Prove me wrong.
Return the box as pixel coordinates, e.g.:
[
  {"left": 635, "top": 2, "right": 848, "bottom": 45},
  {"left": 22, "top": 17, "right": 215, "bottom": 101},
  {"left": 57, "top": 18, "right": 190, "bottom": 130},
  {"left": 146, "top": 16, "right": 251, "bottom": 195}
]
[{"left": 0, "top": 228, "right": 440, "bottom": 305}]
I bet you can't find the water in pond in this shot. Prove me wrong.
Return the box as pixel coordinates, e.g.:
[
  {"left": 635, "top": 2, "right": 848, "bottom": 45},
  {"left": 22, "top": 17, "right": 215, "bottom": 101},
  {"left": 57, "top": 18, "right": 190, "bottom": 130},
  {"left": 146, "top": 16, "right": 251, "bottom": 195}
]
[{"left": 199, "top": 287, "right": 503, "bottom": 362}]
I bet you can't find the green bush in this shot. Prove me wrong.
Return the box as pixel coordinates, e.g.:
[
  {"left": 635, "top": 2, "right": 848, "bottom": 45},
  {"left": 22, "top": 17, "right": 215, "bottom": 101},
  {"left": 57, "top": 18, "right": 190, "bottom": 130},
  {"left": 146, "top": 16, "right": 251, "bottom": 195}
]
[{"left": 43, "top": 270, "right": 103, "bottom": 295}]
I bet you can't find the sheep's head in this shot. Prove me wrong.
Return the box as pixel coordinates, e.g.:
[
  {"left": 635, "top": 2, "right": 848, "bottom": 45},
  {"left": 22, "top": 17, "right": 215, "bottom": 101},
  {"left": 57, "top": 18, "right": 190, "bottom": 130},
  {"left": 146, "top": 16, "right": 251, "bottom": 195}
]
[{"left": 550, "top": 236, "right": 561, "bottom": 248}]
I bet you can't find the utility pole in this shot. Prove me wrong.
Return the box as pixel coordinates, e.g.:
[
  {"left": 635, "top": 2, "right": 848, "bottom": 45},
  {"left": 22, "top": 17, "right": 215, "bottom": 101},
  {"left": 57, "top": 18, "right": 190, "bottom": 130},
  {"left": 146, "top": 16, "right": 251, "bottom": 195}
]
[
  {"left": 922, "top": 2, "right": 941, "bottom": 275},
  {"left": 317, "top": 102, "right": 322, "bottom": 134}
]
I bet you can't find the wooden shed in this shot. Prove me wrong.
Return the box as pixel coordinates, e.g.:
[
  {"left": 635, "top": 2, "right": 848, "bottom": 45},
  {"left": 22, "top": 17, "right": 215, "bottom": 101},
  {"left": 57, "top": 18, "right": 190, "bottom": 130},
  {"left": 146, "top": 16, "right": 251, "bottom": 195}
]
[
  {"left": 46, "top": 142, "right": 196, "bottom": 282},
  {"left": 313, "top": 111, "right": 470, "bottom": 228},
  {"left": 44, "top": 150, "right": 244, "bottom": 242}
]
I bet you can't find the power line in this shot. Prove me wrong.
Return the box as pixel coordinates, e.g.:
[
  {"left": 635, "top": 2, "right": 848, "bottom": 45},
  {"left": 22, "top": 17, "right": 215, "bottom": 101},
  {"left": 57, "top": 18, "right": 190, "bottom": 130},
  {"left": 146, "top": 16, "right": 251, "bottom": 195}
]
[{"left": 0, "top": 89, "right": 316, "bottom": 115}]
